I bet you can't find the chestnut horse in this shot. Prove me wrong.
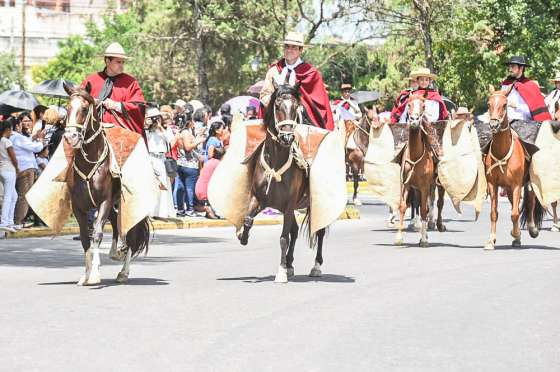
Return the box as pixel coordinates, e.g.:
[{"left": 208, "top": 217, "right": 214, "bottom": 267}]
[
  {"left": 63, "top": 83, "right": 150, "bottom": 285},
  {"left": 395, "top": 93, "right": 446, "bottom": 247},
  {"left": 484, "top": 86, "right": 545, "bottom": 249},
  {"left": 345, "top": 108, "right": 378, "bottom": 205},
  {"left": 238, "top": 82, "right": 326, "bottom": 283}
]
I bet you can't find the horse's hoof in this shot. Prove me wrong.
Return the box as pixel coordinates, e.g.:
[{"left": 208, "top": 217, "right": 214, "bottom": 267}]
[
  {"left": 529, "top": 227, "right": 539, "bottom": 239},
  {"left": 353, "top": 198, "right": 362, "bottom": 206},
  {"left": 484, "top": 242, "right": 495, "bottom": 250},
  {"left": 437, "top": 224, "right": 446, "bottom": 233},
  {"left": 419, "top": 239, "right": 429, "bottom": 248},
  {"left": 115, "top": 272, "right": 129, "bottom": 284},
  {"left": 86, "top": 272, "right": 101, "bottom": 285},
  {"left": 77, "top": 275, "right": 87, "bottom": 286},
  {"left": 386, "top": 221, "right": 395, "bottom": 228},
  {"left": 551, "top": 224, "right": 560, "bottom": 232},
  {"left": 512, "top": 239, "right": 522, "bottom": 248},
  {"left": 428, "top": 221, "right": 436, "bottom": 231},
  {"left": 394, "top": 234, "right": 404, "bottom": 246},
  {"left": 274, "top": 272, "right": 288, "bottom": 283},
  {"left": 287, "top": 267, "right": 295, "bottom": 277},
  {"left": 309, "top": 267, "right": 322, "bottom": 277},
  {"left": 239, "top": 231, "right": 249, "bottom": 246}
]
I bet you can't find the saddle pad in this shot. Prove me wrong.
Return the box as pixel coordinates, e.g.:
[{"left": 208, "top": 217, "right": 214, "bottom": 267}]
[{"left": 530, "top": 121, "right": 560, "bottom": 205}]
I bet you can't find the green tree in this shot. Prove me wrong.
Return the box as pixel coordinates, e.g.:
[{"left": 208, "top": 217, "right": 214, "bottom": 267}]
[{"left": 0, "top": 52, "right": 24, "bottom": 91}]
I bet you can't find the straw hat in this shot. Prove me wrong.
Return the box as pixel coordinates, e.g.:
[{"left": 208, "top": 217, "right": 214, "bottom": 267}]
[
  {"left": 550, "top": 74, "right": 560, "bottom": 83},
  {"left": 411, "top": 67, "right": 437, "bottom": 80},
  {"left": 103, "top": 42, "right": 129, "bottom": 59},
  {"left": 340, "top": 83, "right": 353, "bottom": 90},
  {"left": 451, "top": 106, "right": 471, "bottom": 126},
  {"left": 283, "top": 31, "right": 305, "bottom": 47}
]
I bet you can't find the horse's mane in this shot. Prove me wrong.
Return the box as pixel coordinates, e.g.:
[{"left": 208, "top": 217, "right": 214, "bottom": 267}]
[{"left": 263, "top": 84, "right": 300, "bottom": 129}]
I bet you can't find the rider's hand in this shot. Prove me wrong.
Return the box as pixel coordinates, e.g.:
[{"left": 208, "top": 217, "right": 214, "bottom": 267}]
[{"left": 103, "top": 98, "right": 121, "bottom": 111}]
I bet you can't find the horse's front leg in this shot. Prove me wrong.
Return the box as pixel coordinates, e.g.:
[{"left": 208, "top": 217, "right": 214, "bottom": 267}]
[
  {"left": 436, "top": 185, "right": 446, "bottom": 232},
  {"left": 74, "top": 207, "right": 92, "bottom": 286},
  {"left": 510, "top": 185, "right": 522, "bottom": 247},
  {"left": 352, "top": 168, "right": 361, "bottom": 206},
  {"left": 83, "top": 199, "right": 112, "bottom": 285},
  {"left": 395, "top": 187, "right": 408, "bottom": 246},
  {"left": 238, "top": 196, "right": 262, "bottom": 246},
  {"left": 552, "top": 201, "right": 559, "bottom": 232},
  {"left": 428, "top": 185, "right": 436, "bottom": 231},
  {"left": 419, "top": 188, "right": 430, "bottom": 247},
  {"left": 524, "top": 188, "right": 541, "bottom": 239},
  {"left": 484, "top": 182, "right": 499, "bottom": 250},
  {"left": 275, "top": 210, "right": 295, "bottom": 283},
  {"left": 286, "top": 212, "right": 298, "bottom": 277}
]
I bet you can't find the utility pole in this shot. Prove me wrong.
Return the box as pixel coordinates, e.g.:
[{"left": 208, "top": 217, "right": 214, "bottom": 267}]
[{"left": 21, "top": 0, "right": 26, "bottom": 78}]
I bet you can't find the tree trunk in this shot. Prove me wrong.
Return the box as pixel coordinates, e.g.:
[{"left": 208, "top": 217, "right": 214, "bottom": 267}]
[
  {"left": 413, "top": 0, "right": 435, "bottom": 72},
  {"left": 195, "top": 35, "right": 209, "bottom": 104}
]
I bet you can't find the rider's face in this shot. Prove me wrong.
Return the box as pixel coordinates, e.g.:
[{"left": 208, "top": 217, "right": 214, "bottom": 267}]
[
  {"left": 555, "top": 82, "right": 560, "bottom": 90},
  {"left": 508, "top": 64, "right": 523, "bottom": 79},
  {"left": 284, "top": 44, "right": 303, "bottom": 65},
  {"left": 410, "top": 79, "right": 419, "bottom": 90},
  {"left": 418, "top": 76, "right": 431, "bottom": 89},
  {"left": 342, "top": 89, "right": 351, "bottom": 99},
  {"left": 105, "top": 57, "right": 125, "bottom": 76}
]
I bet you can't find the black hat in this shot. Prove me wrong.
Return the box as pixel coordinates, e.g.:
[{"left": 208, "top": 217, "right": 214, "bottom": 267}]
[{"left": 505, "top": 56, "right": 530, "bottom": 67}]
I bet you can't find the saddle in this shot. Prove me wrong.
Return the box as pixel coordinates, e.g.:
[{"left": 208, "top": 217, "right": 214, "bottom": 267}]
[
  {"left": 391, "top": 121, "right": 446, "bottom": 165},
  {"left": 55, "top": 125, "right": 142, "bottom": 183},
  {"left": 476, "top": 119, "right": 540, "bottom": 157},
  {"left": 243, "top": 123, "right": 328, "bottom": 164}
]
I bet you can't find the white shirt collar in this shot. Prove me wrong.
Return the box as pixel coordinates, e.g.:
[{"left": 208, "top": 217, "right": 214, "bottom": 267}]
[{"left": 284, "top": 58, "right": 303, "bottom": 70}]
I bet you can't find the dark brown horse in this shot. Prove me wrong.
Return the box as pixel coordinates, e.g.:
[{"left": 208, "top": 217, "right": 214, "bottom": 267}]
[
  {"left": 484, "top": 85, "right": 545, "bottom": 249},
  {"left": 345, "top": 108, "right": 378, "bottom": 205},
  {"left": 238, "top": 82, "right": 325, "bottom": 283},
  {"left": 395, "top": 93, "right": 446, "bottom": 247},
  {"left": 63, "top": 83, "right": 149, "bottom": 285}
]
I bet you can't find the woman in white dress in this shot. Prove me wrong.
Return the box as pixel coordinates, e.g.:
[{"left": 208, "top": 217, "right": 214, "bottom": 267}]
[{"left": 145, "top": 108, "right": 177, "bottom": 219}]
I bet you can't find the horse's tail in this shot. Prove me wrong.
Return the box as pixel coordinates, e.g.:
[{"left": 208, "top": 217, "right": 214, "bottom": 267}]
[
  {"left": 125, "top": 217, "right": 151, "bottom": 258},
  {"left": 520, "top": 185, "right": 545, "bottom": 230},
  {"left": 301, "top": 206, "right": 328, "bottom": 250}
]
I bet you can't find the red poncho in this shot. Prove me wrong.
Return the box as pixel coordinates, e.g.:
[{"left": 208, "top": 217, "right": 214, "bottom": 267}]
[
  {"left": 390, "top": 89, "right": 449, "bottom": 123},
  {"left": 501, "top": 77, "right": 552, "bottom": 121},
  {"left": 81, "top": 71, "right": 146, "bottom": 135},
  {"left": 272, "top": 59, "right": 334, "bottom": 131},
  {"left": 334, "top": 99, "right": 350, "bottom": 111}
]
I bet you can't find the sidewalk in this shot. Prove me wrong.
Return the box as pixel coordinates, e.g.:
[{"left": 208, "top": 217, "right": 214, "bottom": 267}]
[{"left": 1, "top": 206, "right": 360, "bottom": 239}]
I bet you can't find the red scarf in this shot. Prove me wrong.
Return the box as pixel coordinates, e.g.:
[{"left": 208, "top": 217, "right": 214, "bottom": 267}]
[
  {"left": 501, "top": 76, "right": 551, "bottom": 121},
  {"left": 390, "top": 89, "right": 449, "bottom": 123},
  {"left": 271, "top": 59, "right": 334, "bottom": 131},
  {"left": 334, "top": 99, "right": 351, "bottom": 111},
  {"left": 81, "top": 72, "right": 146, "bottom": 135}
]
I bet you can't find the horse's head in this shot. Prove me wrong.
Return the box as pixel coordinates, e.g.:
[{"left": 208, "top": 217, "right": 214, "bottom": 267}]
[
  {"left": 63, "top": 82, "right": 96, "bottom": 149},
  {"left": 363, "top": 106, "right": 381, "bottom": 130},
  {"left": 487, "top": 84, "right": 512, "bottom": 134},
  {"left": 407, "top": 93, "right": 426, "bottom": 129},
  {"left": 266, "top": 80, "right": 301, "bottom": 147}
]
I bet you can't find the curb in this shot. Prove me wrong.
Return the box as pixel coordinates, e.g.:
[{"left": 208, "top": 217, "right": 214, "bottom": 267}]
[{"left": 4, "top": 206, "right": 360, "bottom": 239}]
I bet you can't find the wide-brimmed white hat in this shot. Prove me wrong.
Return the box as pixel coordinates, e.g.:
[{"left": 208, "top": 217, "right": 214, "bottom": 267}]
[
  {"left": 550, "top": 74, "right": 560, "bottom": 83},
  {"left": 175, "top": 99, "right": 187, "bottom": 108},
  {"left": 103, "top": 42, "right": 129, "bottom": 59},
  {"left": 146, "top": 107, "right": 161, "bottom": 118},
  {"left": 411, "top": 67, "right": 437, "bottom": 80},
  {"left": 282, "top": 31, "right": 305, "bottom": 47}
]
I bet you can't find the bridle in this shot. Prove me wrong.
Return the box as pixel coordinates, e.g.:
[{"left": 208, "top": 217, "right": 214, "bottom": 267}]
[
  {"left": 271, "top": 96, "right": 301, "bottom": 140},
  {"left": 66, "top": 94, "right": 109, "bottom": 207},
  {"left": 488, "top": 92, "right": 509, "bottom": 133}
]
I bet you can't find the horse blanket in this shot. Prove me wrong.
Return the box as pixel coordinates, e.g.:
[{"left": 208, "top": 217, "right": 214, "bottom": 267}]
[
  {"left": 363, "top": 123, "right": 401, "bottom": 211},
  {"left": 530, "top": 120, "right": 560, "bottom": 205},
  {"left": 208, "top": 116, "right": 347, "bottom": 235},
  {"left": 437, "top": 119, "right": 487, "bottom": 217},
  {"left": 26, "top": 127, "right": 158, "bottom": 237}
]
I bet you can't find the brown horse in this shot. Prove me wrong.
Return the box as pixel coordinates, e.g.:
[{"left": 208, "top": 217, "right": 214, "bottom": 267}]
[
  {"left": 395, "top": 93, "right": 446, "bottom": 247},
  {"left": 238, "top": 82, "right": 326, "bottom": 283},
  {"left": 345, "top": 108, "right": 378, "bottom": 205},
  {"left": 484, "top": 86, "right": 545, "bottom": 249},
  {"left": 63, "top": 83, "right": 150, "bottom": 285}
]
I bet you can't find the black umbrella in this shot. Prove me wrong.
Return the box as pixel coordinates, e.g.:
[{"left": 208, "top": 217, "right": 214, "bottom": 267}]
[
  {"left": 350, "top": 90, "right": 380, "bottom": 104},
  {"left": 0, "top": 104, "right": 22, "bottom": 116},
  {"left": 0, "top": 90, "right": 40, "bottom": 111},
  {"left": 31, "top": 79, "right": 76, "bottom": 98},
  {"left": 442, "top": 96, "right": 457, "bottom": 112}
]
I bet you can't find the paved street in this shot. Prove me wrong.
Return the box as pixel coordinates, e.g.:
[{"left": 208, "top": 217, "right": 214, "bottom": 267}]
[{"left": 1, "top": 198, "right": 559, "bottom": 372}]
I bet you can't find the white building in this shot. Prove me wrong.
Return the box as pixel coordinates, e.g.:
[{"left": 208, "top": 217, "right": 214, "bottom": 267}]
[{"left": 0, "top": 0, "right": 126, "bottom": 78}]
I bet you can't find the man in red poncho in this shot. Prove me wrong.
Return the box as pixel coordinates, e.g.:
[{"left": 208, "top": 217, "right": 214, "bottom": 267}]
[
  {"left": 390, "top": 71, "right": 419, "bottom": 123},
  {"left": 500, "top": 56, "right": 551, "bottom": 122},
  {"left": 81, "top": 42, "right": 146, "bottom": 135},
  {"left": 260, "top": 32, "right": 334, "bottom": 131},
  {"left": 390, "top": 68, "right": 449, "bottom": 124}
]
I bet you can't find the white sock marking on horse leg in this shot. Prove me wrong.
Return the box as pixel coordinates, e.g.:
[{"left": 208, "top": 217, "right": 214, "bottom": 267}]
[
  {"left": 88, "top": 247, "right": 101, "bottom": 285},
  {"left": 274, "top": 265, "right": 288, "bottom": 283},
  {"left": 116, "top": 248, "right": 132, "bottom": 283}
]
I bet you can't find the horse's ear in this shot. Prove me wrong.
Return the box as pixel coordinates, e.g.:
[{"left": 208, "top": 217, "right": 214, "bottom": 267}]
[
  {"left": 489, "top": 85, "right": 495, "bottom": 94},
  {"left": 63, "top": 82, "right": 74, "bottom": 97},
  {"left": 84, "top": 81, "right": 92, "bottom": 95}
]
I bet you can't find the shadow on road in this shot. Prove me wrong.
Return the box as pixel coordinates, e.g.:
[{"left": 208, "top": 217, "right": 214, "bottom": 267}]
[
  {"left": 217, "top": 273, "right": 355, "bottom": 284},
  {"left": 38, "top": 277, "right": 170, "bottom": 288}
]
